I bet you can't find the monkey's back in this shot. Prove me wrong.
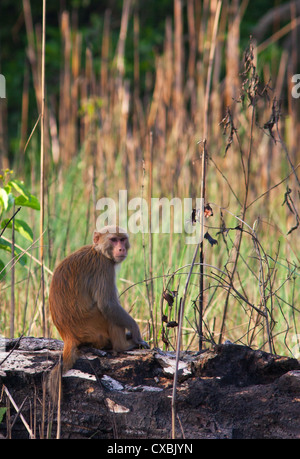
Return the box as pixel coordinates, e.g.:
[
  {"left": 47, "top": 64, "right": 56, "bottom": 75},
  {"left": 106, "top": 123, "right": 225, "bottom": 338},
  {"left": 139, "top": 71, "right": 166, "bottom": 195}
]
[{"left": 49, "top": 245, "right": 113, "bottom": 341}]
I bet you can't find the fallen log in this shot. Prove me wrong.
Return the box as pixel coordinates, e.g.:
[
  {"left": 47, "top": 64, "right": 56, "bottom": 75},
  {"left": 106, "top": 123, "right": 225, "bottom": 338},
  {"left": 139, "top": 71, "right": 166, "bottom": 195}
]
[{"left": 0, "top": 337, "right": 299, "bottom": 439}]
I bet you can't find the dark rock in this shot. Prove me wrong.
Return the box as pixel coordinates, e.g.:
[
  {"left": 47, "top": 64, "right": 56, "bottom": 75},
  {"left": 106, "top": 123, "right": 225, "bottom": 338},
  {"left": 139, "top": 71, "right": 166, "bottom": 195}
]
[
  {"left": 192, "top": 343, "right": 300, "bottom": 386},
  {"left": 277, "top": 370, "right": 300, "bottom": 392}
]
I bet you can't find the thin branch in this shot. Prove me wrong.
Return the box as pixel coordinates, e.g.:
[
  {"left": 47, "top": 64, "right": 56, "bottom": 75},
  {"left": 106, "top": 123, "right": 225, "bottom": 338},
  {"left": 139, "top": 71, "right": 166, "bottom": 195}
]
[
  {"left": 3, "top": 385, "right": 35, "bottom": 439},
  {"left": 0, "top": 207, "right": 21, "bottom": 237},
  {"left": 23, "top": 114, "right": 41, "bottom": 153},
  {"left": 0, "top": 232, "right": 53, "bottom": 277},
  {"left": 246, "top": 162, "right": 300, "bottom": 209},
  {"left": 172, "top": 243, "right": 199, "bottom": 439},
  {"left": 40, "top": 0, "right": 46, "bottom": 336}
]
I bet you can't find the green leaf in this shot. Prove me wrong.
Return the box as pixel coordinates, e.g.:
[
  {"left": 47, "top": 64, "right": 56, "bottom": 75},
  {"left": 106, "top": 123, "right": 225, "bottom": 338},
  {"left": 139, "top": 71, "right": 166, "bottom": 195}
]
[
  {"left": 8, "top": 179, "right": 29, "bottom": 197},
  {"left": 6, "top": 192, "right": 15, "bottom": 212},
  {"left": 14, "top": 194, "right": 40, "bottom": 210},
  {"left": 1, "top": 218, "right": 33, "bottom": 242},
  {"left": 0, "top": 237, "right": 27, "bottom": 266},
  {"left": 3, "top": 186, "right": 15, "bottom": 212},
  {"left": 0, "top": 258, "right": 6, "bottom": 280},
  {"left": 0, "top": 237, "right": 12, "bottom": 253},
  {"left": 0, "top": 188, "right": 8, "bottom": 213},
  {"left": 8, "top": 180, "right": 40, "bottom": 210}
]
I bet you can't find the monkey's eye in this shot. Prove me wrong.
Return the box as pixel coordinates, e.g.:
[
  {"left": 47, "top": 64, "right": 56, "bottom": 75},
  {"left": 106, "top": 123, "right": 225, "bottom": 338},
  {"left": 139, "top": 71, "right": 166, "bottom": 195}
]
[{"left": 110, "top": 237, "right": 117, "bottom": 243}]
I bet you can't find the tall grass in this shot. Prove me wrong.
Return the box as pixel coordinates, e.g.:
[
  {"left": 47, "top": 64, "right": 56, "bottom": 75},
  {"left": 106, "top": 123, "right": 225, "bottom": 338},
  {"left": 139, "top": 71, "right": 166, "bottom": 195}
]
[{"left": 0, "top": 1, "right": 299, "bottom": 359}]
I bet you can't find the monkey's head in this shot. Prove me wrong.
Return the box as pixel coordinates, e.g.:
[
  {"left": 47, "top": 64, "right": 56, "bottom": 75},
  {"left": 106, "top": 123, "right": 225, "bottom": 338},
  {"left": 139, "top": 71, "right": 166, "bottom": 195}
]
[{"left": 93, "top": 226, "right": 130, "bottom": 264}]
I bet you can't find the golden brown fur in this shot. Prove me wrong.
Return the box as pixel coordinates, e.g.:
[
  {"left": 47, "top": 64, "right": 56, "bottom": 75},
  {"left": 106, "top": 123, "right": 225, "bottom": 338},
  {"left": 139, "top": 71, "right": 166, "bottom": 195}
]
[{"left": 48, "top": 226, "right": 147, "bottom": 402}]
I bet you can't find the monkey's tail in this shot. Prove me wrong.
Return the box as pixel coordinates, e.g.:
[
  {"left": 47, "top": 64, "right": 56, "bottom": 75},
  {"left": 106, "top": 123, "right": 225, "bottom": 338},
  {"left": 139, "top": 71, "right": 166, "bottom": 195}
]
[
  {"left": 48, "top": 357, "right": 63, "bottom": 405},
  {"left": 48, "top": 341, "right": 80, "bottom": 404}
]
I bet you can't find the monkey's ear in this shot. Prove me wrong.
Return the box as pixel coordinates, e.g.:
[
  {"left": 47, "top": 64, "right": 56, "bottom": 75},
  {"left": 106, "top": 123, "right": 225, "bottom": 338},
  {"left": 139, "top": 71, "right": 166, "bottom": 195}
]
[{"left": 93, "top": 231, "right": 102, "bottom": 245}]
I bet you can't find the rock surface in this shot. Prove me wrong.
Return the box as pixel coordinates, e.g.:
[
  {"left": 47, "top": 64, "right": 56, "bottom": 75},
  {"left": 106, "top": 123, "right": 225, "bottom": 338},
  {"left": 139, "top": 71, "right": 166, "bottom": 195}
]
[{"left": 0, "top": 337, "right": 300, "bottom": 439}]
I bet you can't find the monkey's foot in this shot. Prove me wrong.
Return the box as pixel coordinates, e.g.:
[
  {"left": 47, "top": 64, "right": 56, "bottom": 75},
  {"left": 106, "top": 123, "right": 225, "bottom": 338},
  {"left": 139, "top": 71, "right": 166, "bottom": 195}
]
[
  {"left": 138, "top": 340, "right": 150, "bottom": 349},
  {"left": 79, "top": 345, "right": 108, "bottom": 357},
  {"left": 126, "top": 332, "right": 149, "bottom": 349}
]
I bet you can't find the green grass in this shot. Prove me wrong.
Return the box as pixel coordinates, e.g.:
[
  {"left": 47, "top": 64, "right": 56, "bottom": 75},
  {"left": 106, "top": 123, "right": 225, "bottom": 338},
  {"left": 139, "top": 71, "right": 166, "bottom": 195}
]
[
  {"left": 0, "top": 147, "right": 299, "bottom": 359},
  {"left": 1, "top": 33, "right": 299, "bottom": 359}
]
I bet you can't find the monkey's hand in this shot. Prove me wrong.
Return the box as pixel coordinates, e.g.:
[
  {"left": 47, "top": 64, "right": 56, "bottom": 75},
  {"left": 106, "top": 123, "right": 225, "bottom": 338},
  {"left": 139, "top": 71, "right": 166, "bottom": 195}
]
[
  {"left": 126, "top": 331, "right": 150, "bottom": 349},
  {"left": 138, "top": 340, "right": 150, "bottom": 349}
]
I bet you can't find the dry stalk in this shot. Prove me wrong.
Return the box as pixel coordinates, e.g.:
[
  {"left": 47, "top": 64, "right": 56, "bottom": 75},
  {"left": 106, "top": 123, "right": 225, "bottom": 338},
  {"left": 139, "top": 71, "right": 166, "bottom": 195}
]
[
  {"left": 56, "top": 359, "right": 62, "bottom": 439},
  {"left": 219, "top": 41, "right": 259, "bottom": 345},
  {"left": 199, "top": 0, "right": 222, "bottom": 350},
  {"left": 251, "top": 228, "right": 273, "bottom": 353},
  {"left": 174, "top": 0, "right": 183, "bottom": 114},
  {"left": 19, "top": 60, "right": 30, "bottom": 160},
  {"left": 171, "top": 243, "right": 199, "bottom": 439},
  {"left": 0, "top": 231, "right": 52, "bottom": 278},
  {"left": 140, "top": 157, "right": 155, "bottom": 346},
  {"left": 115, "top": 0, "right": 131, "bottom": 77},
  {"left": 198, "top": 142, "right": 206, "bottom": 350},
  {"left": 147, "top": 132, "right": 156, "bottom": 346},
  {"left": 40, "top": 0, "right": 46, "bottom": 336},
  {"left": 10, "top": 202, "right": 15, "bottom": 338},
  {"left": 3, "top": 385, "right": 35, "bottom": 439}
]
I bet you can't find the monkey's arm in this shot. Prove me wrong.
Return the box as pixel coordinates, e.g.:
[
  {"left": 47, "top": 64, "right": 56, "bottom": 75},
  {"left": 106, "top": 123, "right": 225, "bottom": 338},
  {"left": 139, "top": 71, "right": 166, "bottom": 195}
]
[
  {"left": 90, "top": 255, "right": 149, "bottom": 349},
  {"left": 101, "top": 299, "right": 149, "bottom": 348},
  {"left": 106, "top": 300, "right": 143, "bottom": 338}
]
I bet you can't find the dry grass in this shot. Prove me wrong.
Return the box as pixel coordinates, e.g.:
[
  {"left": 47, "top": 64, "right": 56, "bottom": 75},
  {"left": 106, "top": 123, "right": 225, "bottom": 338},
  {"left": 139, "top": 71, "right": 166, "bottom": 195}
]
[{"left": 0, "top": 1, "right": 299, "bottom": 359}]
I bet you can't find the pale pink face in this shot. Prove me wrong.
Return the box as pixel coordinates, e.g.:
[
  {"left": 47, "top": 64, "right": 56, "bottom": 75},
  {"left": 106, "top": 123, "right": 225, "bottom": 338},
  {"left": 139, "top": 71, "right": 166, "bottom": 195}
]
[
  {"left": 93, "top": 228, "right": 130, "bottom": 263},
  {"left": 109, "top": 236, "right": 128, "bottom": 262}
]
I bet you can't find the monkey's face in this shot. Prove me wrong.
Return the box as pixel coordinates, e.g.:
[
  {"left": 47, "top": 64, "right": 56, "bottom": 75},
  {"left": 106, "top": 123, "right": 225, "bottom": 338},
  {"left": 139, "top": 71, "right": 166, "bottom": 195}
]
[
  {"left": 109, "top": 236, "right": 129, "bottom": 263},
  {"left": 93, "top": 228, "right": 130, "bottom": 264}
]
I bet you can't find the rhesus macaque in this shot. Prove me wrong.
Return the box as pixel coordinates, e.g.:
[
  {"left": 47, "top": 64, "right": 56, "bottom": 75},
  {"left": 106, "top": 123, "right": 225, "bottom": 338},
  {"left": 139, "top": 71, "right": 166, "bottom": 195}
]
[{"left": 48, "top": 225, "right": 148, "bottom": 401}]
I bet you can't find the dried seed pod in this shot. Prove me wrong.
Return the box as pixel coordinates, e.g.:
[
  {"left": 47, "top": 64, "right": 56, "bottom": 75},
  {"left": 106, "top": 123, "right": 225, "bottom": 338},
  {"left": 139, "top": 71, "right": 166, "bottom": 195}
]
[
  {"left": 204, "top": 203, "right": 213, "bottom": 218},
  {"left": 163, "top": 290, "right": 174, "bottom": 306},
  {"left": 166, "top": 321, "right": 178, "bottom": 328},
  {"left": 204, "top": 232, "right": 218, "bottom": 246}
]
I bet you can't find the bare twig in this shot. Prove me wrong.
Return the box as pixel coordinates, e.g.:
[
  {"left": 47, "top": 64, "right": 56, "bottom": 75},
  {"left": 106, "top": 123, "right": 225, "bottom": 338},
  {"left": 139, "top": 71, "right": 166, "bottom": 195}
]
[
  {"left": 10, "top": 203, "right": 16, "bottom": 338},
  {"left": 0, "top": 231, "right": 52, "bottom": 277},
  {"left": 40, "top": 0, "right": 46, "bottom": 336},
  {"left": 0, "top": 335, "right": 24, "bottom": 367},
  {"left": 199, "top": 0, "right": 222, "bottom": 351},
  {"left": 3, "top": 386, "right": 35, "bottom": 439},
  {"left": 246, "top": 162, "right": 300, "bottom": 209},
  {"left": 172, "top": 243, "right": 199, "bottom": 439},
  {"left": 0, "top": 206, "right": 21, "bottom": 238}
]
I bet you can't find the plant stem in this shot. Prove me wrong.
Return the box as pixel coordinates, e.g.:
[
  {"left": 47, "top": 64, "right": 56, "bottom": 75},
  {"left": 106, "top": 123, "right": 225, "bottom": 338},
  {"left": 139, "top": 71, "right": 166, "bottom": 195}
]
[
  {"left": 10, "top": 202, "right": 15, "bottom": 338},
  {"left": 199, "top": 0, "right": 222, "bottom": 350},
  {"left": 198, "top": 141, "right": 207, "bottom": 350},
  {"left": 172, "top": 243, "right": 199, "bottom": 439},
  {"left": 219, "top": 104, "right": 255, "bottom": 344},
  {"left": 148, "top": 131, "right": 156, "bottom": 346},
  {"left": 40, "top": 0, "right": 46, "bottom": 336}
]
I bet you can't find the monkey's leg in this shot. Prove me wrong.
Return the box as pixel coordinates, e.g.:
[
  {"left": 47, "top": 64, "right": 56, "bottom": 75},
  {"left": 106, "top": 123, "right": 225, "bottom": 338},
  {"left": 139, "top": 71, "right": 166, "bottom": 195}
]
[
  {"left": 74, "top": 309, "right": 112, "bottom": 350},
  {"left": 78, "top": 336, "right": 112, "bottom": 352}
]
